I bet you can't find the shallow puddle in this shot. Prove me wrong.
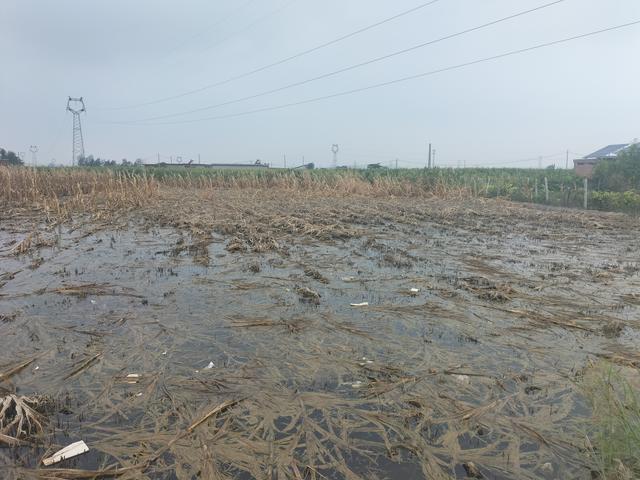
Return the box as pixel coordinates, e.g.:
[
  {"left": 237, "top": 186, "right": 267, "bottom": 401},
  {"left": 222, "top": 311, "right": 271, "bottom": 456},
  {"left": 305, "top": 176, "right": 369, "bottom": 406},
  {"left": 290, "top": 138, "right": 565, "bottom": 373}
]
[{"left": 1, "top": 196, "right": 639, "bottom": 479}]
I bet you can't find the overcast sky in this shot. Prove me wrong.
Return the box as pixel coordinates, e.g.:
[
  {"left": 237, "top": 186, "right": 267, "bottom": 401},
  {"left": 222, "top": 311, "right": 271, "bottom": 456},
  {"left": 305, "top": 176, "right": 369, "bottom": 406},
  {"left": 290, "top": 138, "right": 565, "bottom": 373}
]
[{"left": 2, "top": 0, "right": 639, "bottom": 168}]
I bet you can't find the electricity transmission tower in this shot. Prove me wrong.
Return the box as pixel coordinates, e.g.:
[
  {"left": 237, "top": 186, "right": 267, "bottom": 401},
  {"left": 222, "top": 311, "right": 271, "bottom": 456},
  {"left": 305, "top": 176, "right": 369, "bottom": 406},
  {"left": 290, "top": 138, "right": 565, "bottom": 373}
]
[
  {"left": 66, "top": 97, "right": 86, "bottom": 166},
  {"left": 29, "top": 145, "right": 39, "bottom": 167},
  {"left": 331, "top": 144, "right": 339, "bottom": 168}
]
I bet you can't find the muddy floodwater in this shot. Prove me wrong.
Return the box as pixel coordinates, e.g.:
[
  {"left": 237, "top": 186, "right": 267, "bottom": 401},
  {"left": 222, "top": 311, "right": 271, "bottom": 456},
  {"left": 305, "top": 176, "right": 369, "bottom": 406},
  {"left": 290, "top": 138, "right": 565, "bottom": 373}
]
[{"left": 1, "top": 190, "right": 639, "bottom": 479}]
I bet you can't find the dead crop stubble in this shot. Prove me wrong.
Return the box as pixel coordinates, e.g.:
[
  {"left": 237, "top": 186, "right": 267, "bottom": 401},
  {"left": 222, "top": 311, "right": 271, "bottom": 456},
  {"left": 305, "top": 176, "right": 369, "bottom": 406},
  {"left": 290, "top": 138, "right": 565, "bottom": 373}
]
[{"left": 1, "top": 167, "right": 639, "bottom": 479}]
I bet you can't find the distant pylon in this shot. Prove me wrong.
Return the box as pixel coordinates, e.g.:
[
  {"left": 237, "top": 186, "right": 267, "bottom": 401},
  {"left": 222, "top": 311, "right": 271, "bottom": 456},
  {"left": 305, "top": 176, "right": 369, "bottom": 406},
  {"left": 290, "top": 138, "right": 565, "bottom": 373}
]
[
  {"left": 66, "top": 97, "right": 86, "bottom": 166},
  {"left": 29, "top": 145, "right": 39, "bottom": 167},
  {"left": 331, "top": 144, "right": 339, "bottom": 168}
]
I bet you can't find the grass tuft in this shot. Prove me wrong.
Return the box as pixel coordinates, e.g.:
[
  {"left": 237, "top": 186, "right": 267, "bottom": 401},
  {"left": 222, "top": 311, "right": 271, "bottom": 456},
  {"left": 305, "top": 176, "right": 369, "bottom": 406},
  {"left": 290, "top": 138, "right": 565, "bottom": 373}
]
[{"left": 582, "top": 361, "right": 640, "bottom": 479}]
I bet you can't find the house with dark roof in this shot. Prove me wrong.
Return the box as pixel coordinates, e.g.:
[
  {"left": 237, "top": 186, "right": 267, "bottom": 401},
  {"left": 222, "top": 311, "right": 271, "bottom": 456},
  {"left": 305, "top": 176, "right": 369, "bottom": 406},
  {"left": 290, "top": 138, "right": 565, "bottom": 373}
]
[{"left": 574, "top": 143, "right": 638, "bottom": 178}]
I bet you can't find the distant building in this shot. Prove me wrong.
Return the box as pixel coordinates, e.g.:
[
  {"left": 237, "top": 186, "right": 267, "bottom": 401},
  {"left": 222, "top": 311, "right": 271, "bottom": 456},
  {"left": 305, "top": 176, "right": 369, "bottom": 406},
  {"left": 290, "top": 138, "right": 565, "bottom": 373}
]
[
  {"left": 293, "top": 162, "right": 314, "bottom": 170},
  {"left": 367, "top": 163, "right": 386, "bottom": 170},
  {"left": 574, "top": 143, "right": 637, "bottom": 178},
  {"left": 145, "top": 159, "right": 270, "bottom": 169}
]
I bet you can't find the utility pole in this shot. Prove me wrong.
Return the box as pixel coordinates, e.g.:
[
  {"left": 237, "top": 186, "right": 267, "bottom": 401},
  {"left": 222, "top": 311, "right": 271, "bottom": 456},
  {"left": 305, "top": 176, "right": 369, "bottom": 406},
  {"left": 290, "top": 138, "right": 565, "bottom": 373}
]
[
  {"left": 157, "top": 153, "right": 160, "bottom": 164},
  {"left": 198, "top": 153, "right": 201, "bottom": 165},
  {"left": 66, "top": 97, "right": 86, "bottom": 166},
  {"left": 583, "top": 178, "right": 589, "bottom": 209},
  {"left": 428, "top": 143, "right": 432, "bottom": 169},
  {"left": 395, "top": 158, "right": 398, "bottom": 169},
  {"left": 432, "top": 149, "right": 436, "bottom": 168},
  {"left": 538, "top": 156, "right": 542, "bottom": 169},
  {"left": 566, "top": 150, "right": 569, "bottom": 169},
  {"left": 29, "top": 145, "right": 39, "bottom": 167},
  {"left": 283, "top": 154, "right": 287, "bottom": 168},
  {"left": 331, "top": 144, "right": 339, "bottom": 168}
]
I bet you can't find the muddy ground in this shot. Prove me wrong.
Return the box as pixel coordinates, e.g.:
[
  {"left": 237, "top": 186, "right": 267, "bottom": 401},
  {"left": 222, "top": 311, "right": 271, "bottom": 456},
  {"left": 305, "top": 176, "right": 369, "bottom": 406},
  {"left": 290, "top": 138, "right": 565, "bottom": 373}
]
[{"left": 1, "top": 189, "right": 639, "bottom": 479}]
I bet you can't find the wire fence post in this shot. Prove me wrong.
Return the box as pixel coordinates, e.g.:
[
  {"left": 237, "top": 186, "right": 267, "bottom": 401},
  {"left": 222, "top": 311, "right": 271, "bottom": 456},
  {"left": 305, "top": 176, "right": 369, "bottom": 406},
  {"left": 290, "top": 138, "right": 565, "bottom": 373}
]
[
  {"left": 583, "top": 178, "right": 588, "bottom": 209},
  {"left": 544, "top": 177, "right": 549, "bottom": 203}
]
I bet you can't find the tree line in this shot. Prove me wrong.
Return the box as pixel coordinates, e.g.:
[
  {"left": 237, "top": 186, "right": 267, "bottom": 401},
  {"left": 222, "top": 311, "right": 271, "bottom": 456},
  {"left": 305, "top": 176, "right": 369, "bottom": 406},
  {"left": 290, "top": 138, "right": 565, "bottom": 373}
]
[
  {"left": 592, "top": 145, "right": 640, "bottom": 191},
  {"left": 1, "top": 148, "right": 146, "bottom": 167},
  {"left": 0, "top": 148, "right": 23, "bottom": 165},
  {"left": 78, "top": 155, "right": 144, "bottom": 167}
]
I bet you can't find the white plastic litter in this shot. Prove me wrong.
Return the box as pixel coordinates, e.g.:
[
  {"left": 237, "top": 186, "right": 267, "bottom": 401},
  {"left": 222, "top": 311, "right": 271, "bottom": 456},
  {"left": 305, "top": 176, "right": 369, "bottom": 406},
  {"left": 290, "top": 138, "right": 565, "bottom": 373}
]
[
  {"left": 126, "top": 373, "right": 140, "bottom": 384},
  {"left": 204, "top": 361, "right": 215, "bottom": 369},
  {"left": 350, "top": 302, "right": 369, "bottom": 307},
  {"left": 358, "top": 356, "right": 374, "bottom": 366},
  {"left": 351, "top": 381, "right": 363, "bottom": 388},
  {"left": 541, "top": 462, "right": 554, "bottom": 474},
  {"left": 453, "top": 374, "right": 470, "bottom": 385},
  {"left": 410, "top": 288, "right": 420, "bottom": 293},
  {"left": 42, "top": 440, "right": 89, "bottom": 466}
]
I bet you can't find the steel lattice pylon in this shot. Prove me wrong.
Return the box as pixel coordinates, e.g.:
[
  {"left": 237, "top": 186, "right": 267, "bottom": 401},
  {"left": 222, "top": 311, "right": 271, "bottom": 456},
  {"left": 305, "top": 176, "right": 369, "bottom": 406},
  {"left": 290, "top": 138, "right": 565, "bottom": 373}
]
[
  {"left": 331, "top": 144, "right": 339, "bottom": 169},
  {"left": 66, "top": 97, "right": 86, "bottom": 166}
]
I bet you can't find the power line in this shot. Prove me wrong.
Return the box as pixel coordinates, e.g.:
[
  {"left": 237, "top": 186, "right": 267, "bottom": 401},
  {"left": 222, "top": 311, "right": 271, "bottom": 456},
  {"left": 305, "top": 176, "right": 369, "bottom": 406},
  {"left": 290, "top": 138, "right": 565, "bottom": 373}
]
[
  {"left": 341, "top": 151, "right": 426, "bottom": 161},
  {"left": 465, "top": 152, "right": 565, "bottom": 168},
  {"left": 109, "top": 0, "right": 566, "bottom": 123},
  {"left": 177, "top": 0, "right": 300, "bottom": 61},
  {"left": 101, "top": 20, "right": 640, "bottom": 126},
  {"left": 154, "top": 0, "right": 259, "bottom": 62},
  {"left": 95, "top": 0, "right": 298, "bottom": 111},
  {"left": 396, "top": 158, "right": 432, "bottom": 166},
  {"left": 42, "top": 113, "right": 69, "bottom": 165},
  {"left": 98, "top": 0, "right": 442, "bottom": 111}
]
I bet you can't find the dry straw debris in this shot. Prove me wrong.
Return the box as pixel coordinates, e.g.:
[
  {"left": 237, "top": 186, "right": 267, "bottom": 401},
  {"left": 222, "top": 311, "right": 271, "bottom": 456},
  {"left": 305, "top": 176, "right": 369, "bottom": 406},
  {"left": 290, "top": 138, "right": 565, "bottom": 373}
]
[{"left": 0, "top": 166, "right": 638, "bottom": 479}]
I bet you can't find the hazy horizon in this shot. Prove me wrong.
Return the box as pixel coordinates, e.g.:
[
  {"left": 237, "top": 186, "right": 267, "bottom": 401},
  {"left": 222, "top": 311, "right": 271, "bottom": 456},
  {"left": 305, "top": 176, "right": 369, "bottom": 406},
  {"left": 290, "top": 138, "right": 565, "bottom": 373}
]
[{"left": 2, "top": 0, "right": 639, "bottom": 168}]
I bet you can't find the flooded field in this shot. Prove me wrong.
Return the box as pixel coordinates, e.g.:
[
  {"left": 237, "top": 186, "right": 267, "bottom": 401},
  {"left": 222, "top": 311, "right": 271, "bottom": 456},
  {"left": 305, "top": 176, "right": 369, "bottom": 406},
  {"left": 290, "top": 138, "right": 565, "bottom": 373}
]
[{"left": 1, "top": 187, "right": 639, "bottom": 479}]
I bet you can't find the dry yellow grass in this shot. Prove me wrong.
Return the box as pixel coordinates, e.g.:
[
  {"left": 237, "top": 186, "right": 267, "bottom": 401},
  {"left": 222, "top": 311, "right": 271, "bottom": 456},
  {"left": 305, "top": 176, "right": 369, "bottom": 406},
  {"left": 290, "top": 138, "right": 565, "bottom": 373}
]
[
  {"left": 0, "top": 167, "right": 158, "bottom": 219},
  {"left": 0, "top": 166, "right": 468, "bottom": 213}
]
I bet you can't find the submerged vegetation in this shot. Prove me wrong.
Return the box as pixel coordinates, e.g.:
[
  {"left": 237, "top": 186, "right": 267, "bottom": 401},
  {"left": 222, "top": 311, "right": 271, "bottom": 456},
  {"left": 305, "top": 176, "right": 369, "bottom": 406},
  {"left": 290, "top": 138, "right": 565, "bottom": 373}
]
[{"left": 1, "top": 165, "right": 639, "bottom": 478}]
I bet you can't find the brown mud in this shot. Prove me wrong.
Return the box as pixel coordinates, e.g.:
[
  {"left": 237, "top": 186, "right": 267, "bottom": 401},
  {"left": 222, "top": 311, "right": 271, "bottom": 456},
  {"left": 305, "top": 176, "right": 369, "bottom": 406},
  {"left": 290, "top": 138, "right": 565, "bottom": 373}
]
[{"left": 1, "top": 187, "right": 639, "bottom": 479}]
